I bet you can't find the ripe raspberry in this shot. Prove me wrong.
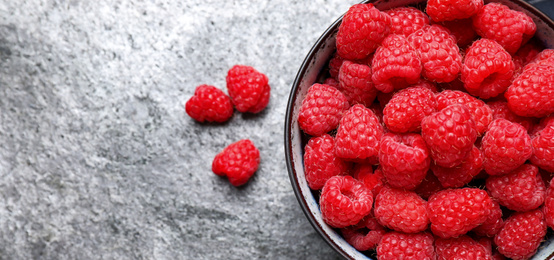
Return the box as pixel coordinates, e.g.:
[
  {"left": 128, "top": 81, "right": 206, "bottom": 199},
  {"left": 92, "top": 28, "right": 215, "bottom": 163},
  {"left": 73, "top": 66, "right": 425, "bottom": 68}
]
[
  {"left": 472, "top": 3, "right": 536, "bottom": 54},
  {"left": 341, "top": 213, "right": 386, "bottom": 252},
  {"left": 527, "top": 49, "right": 554, "bottom": 67},
  {"left": 513, "top": 40, "right": 542, "bottom": 74},
  {"left": 374, "top": 186, "right": 429, "bottom": 233},
  {"left": 383, "top": 86, "right": 437, "bottom": 133},
  {"left": 298, "top": 83, "right": 350, "bottom": 136},
  {"left": 439, "top": 18, "right": 478, "bottom": 47},
  {"left": 185, "top": 84, "right": 234, "bottom": 123},
  {"left": 427, "top": 0, "right": 483, "bottom": 22},
  {"left": 226, "top": 65, "right": 270, "bottom": 113},
  {"left": 436, "top": 90, "right": 493, "bottom": 135},
  {"left": 544, "top": 177, "right": 554, "bottom": 229},
  {"left": 328, "top": 53, "right": 345, "bottom": 79},
  {"left": 338, "top": 60, "right": 378, "bottom": 107},
  {"left": 336, "top": 4, "right": 391, "bottom": 60},
  {"left": 322, "top": 77, "right": 339, "bottom": 88},
  {"left": 212, "top": 139, "right": 260, "bottom": 186},
  {"left": 335, "top": 104, "right": 384, "bottom": 163},
  {"left": 427, "top": 188, "right": 494, "bottom": 238},
  {"left": 472, "top": 199, "right": 504, "bottom": 237},
  {"left": 495, "top": 209, "right": 547, "bottom": 260},
  {"left": 377, "top": 79, "right": 437, "bottom": 109},
  {"left": 371, "top": 34, "right": 422, "bottom": 93},
  {"left": 303, "top": 134, "right": 350, "bottom": 190},
  {"left": 431, "top": 145, "right": 483, "bottom": 188},
  {"left": 378, "top": 133, "right": 430, "bottom": 190},
  {"left": 481, "top": 119, "right": 533, "bottom": 176},
  {"left": 462, "top": 39, "right": 515, "bottom": 99},
  {"left": 319, "top": 175, "right": 373, "bottom": 228},
  {"left": 421, "top": 104, "right": 477, "bottom": 168},
  {"left": 414, "top": 170, "right": 443, "bottom": 200},
  {"left": 384, "top": 7, "right": 430, "bottom": 37},
  {"left": 487, "top": 100, "right": 535, "bottom": 132},
  {"left": 435, "top": 235, "right": 490, "bottom": 260},
  {"left": 505, "top": 62, "right": 554, "bottom": 118},
  {"left": 407, "top": 24, "right": 462, "bottom": 83},
  {"left": 530, "top": 117, "right": 554, "bottom": 172},
  {"left": 376, "top": 231, "right": 435, "bottom": 260},
  {"left": 353, "top": 164, "right": 384, "bottom": 197}
]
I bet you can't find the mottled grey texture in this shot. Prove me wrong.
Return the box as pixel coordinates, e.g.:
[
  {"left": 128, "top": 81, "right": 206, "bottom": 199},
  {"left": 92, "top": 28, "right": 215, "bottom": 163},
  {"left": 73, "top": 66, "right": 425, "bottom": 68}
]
[{"left": 0, "top": 0, "right": 359, "bottom": 259}]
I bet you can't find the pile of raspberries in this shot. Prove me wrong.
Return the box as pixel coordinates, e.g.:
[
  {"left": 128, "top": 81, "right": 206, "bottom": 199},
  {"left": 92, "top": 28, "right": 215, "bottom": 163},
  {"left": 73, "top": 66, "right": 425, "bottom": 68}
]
[{"left": 299, "top": 0, "right": 554, "bottom": 259}]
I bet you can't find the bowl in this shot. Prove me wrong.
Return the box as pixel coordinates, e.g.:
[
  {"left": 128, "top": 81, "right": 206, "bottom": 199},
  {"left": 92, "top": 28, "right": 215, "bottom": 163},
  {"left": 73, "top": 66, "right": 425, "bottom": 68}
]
[{"left": 284, "top": 0, "right": 554, "bottom": 259}]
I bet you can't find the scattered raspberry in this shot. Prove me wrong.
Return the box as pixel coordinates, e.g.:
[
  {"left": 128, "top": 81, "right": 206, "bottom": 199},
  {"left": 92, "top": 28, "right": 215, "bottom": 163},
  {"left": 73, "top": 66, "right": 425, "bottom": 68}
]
[
  {"left": 338, "top": 60, "right": 378, "bottom": 107},
  {"left": 505, "top": 61, "right": 554, "bottom": 118},
  {"left": 226, "top": 65, "right": 270, "bottom": 113},
  {"left": 383, "top": 86, "right": 437, "bottom": 133},
  {"left": 376, "top": 231, "right": 435, "bottom": 260},
  {"left": 353, "top": 164, "right": 384, "bottom": 197},
  {"left": 212, "top": 139, "right": 260, "bottom": 186},
  {"left": 407, "top": 24, "right": 462, "bottom": 82},
  {"left": 462, "top": 38, "right": 515, "bottom": 99},
  {"left": 472, "top": 199, "right": 504, "bottom": 237},
  {"left": 374, "top": 186, "right": 429, "bottom": 233},
  {"left": 530, "top": 116, "right": 554, "bottom": 172},
  {"left": 328, "top": 53, "right": 345, "bottom": 79},
  {"left": 427, "top": 0, "right": 483, "bottom": 22},
  {"left": 336, "top": 4, "right": 391, "bottom": 60},
  {"left": 487, "top": 100, "right": 536, "bottom": 132},
  {"left": 341, "top": 213, "right": 386, "bottom": 252},
  {"left": 544, "top": 177, "right": 554, "bottom": 229},
  {"left": 481, "top": 119, "right": 533, "bottom": 176},
  {"left": 435, "top": 90, "right": 493, "bottom": 135},
  {"left": 472, "top": 3, "right": 536, "bottom": 54},
  {"left": 378, "top": 133, "right": 430, "bottom": 190},
  {"left": 495, "top": 209, "right": 547, "bottom": 260},
  {"left": 303, "top": 134, "right": 350, "bottom": 190},
  {"left": 384, "top": 7, "right": 430, "bottom": 37},
  {"left": 320, "top": 175, "right": 373, "bottom": 228},
  {"left": 427, "top": 187, "right": 493, "bottom": 238},
  {"left": 439, "top": 18, "right": 477, "bottom": 47},
  {"left": 335, "top": 104, "right": 384, "bottom": 163},
  {"left": 421, "top": 104, "right": 477, "bottom": 168},
  {"left": 414, "top": 170, "right": 443, "bottom": 200},
  {"left": 435, "top": 235, "right": 490, "bottom": 260},
  {"left": 185, "top": 84, "right": 234, "bottom": 123},
  {"left": 298, "top": 83, "right": 350, "bottom": 136},
  {"left": 431, "top": 145, "right": 483, "bottom": 188}
]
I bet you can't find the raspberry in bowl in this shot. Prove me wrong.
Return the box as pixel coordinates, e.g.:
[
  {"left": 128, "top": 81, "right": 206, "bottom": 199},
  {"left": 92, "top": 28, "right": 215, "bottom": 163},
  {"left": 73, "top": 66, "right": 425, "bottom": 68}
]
[{"left": 284, "top": 0, "right": 554, "bottom": 259}]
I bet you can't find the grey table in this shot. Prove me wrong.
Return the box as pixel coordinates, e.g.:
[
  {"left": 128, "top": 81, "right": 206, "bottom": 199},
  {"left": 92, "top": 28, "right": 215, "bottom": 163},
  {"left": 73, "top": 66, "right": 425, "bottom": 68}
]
[{"left": 0, "top": 0, "right": 552, "bottom": 259}]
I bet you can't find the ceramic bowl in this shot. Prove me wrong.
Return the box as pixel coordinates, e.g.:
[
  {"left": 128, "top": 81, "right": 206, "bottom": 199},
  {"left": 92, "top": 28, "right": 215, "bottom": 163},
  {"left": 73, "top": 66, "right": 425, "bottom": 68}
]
[{"left": 284, "top": 0, "right": 554, "bottom": 259}]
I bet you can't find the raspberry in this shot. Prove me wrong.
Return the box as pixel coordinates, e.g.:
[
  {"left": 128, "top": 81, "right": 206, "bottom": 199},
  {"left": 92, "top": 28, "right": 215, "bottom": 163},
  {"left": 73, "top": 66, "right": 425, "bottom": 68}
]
[
  {"left": 486, "top": 164, "right": 546, "bottom": 212},
  {"left": 378, "top": 133, "right": 430, "bottom": 190},
  {"left": 341, "top": 213, "right": 386, "bottom": 251},
  {"left": 319, "top": 175, "right": 373, "bottom": 228},
  {"left": 353, "top": 164, "right": 384, "bottom": 197},
  {"left": 374, "top": 186, "right": 429, "bottom": 233},
  {"left": 435, "top": 235, "right": 490, "bottom": 260},
  {"left": 481, "top": 119, "right": 533, "bottom": 176},
  {"left": 427, "top": 0, "right": 483, "bottom": 22},
  {"left": 427, "top": 188, "right": 493, "bottom": 238},
  {"left": 544, "top": 177, "right": 554, "bottom": 229},
  {"left": 328, "top": 53, "right": 345, "bottom": 79},
  {"left": 431, "top": 145, "right": 483, "bottom": 188},
  {"left": 226, "top": 65, "right": 270, "bottom": 113},
  {"left": 407, "top": 24, "right": 462, "bottom": 83},
  {"left": 472, "top": 199, "right": 504, "bottom": 237},
  {"left": 421, "top": 104, "right": 477, "bottom": 168},
  {"left": 505, "top": 62, "right": 554, "bottom": 118},
  {"left": 513, "top": 40, "right": 542, "bottom": 74},
  {"left": 335, "top": 104, "right": 384, "bottom": 163},
  {"left": 185, "top": 84, "right": 234, "bottom": 123},
  {"left": 487, "top": 100, "right": 535, "bottom": 132},
  {"left": 371, "top": 34, "right": 422, "bottom": 93},
  {"left": 527, "top": 49, "right": 554, "bottom": 67},
  {"left": 414, "top": 170, "right": 443, "bottom": 200},
  {"left": 377, "top": 79, "right": 437, "bottom": 110},
  {"left": 384, "top": 7, "right": 430, "bottom": 37},
  {"left": 462, "top": 39, "right": 515, "bottom": 99},
  {"left": 472, "top": 3, "right": 536, "bottom": 54},
  {"left": 439, "top": 18, "right": 477, "bottom": 47},
  {"left": 383, "top": 86, "right": 437, "bottom": 133},
  {"left": 436, "top": 90, "right": 493, "bottom": 135},
  {"left": 336, "top": 4, "right": 391, "bottom": 60},
  {"left": 495, "top": 209, "right": 547, "bottom": 260},
  {"left": 337, "top": 60, "right": 378, "bottom": 107},
  {"left": 303, "top": 134, "right": 350, "bottom": 190},
  {"left": 322, "top": 77, "right": 339, "bottom": 88},
  {"left": 212, "top": 139, "right": 260, "bottom": 186},
  {"left": 530, "top": 117, "right": 554, "bottom": 172},
  {"left": 376, "top": 231, "right": 435, "bottom": 260},
  {"left": 298, "top": 83, "right": 350, "bottom": 136}
]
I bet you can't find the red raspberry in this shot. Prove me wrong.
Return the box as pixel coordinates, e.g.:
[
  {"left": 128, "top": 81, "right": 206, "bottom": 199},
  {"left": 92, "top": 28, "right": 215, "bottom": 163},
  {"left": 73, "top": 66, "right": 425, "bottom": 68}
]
[
  {"left": 185, "top": 84, "right": 234, "bottom": 123},
  {"left": 513, "top": 40, "right": 542, "bottom": 74},
  {"left": 505, "top": 62, "right": 554, "bottom": 118},
  {"left": 322, "top": 77, "right": 339, "bottom": 88},
  {"left": 527, "top": 49, "right": 554, "bottom": 67},
  {"left": 383, "top": 86, "right": 437, "bottom": 133},
  {"left": 328, "top": 53, "right": 345, "bottom": 79},
  {"left": 530, "top": 117, "right": 554, "bottom": 172},
  {"left": 407, "top": 24, "right": 462, "bottom": 83},
  {"left": 421, "top": 104, "right": 477, "bottom": 168},
  {"left": 427, "top": 188, "right": 494, "bottom": 238},
  {"left": 336, "top": 4, "right": 391, "bottom": 60},
  {"left": 462, "top": 39, "right": 515, "bottom": 99},
  {"left": 431, "top": 145, "right": 483, "bottom": 188},
  {"left": 544, "top": 177, "right": 554, "bottom": 229},
  {"left": 319, "top": 175, "right": 373, "bottom": 228},
  {"left": 495, "top": 209, "right": 547, "bottom": 260},
  {"left": 378, "top": 133, "right": 430, "bottom": 190},
  {"left": 436, "top": 90, "right": 493, "bottom": 135},
  {"left": 414, "top": 170, "right": 443, "bottom": 200},
  {"left": 377, "top": 79, "right": 437, "bottom": 109},
  {"left": 481, "top": 119, "right": 533, "bottom": 176},
  {"left": 298, "top": 83, "right": 350, "bottom": 136},
  {"left": 353, "top": 164, "right": 384, "bottom": 197},
  {"left": 439, "top": 18, "right": 477, "bottom": 47},
  {"left": 435, "top": 235, "right": 490, "bottom": 260},
  {"left": 384, "top": 7, "right": 430, "bottom": 37},
  {"left": 338, "top": 60, "right": 378, "bottom": 107},
  {"left": 371, "top": 34, "right": 422, "bottom": 93},
  {"left": 335, "top": 104, "right": 384, "bottom": 163},
  {"left": 212, "top": 139, "right": 260, "bottom": 186},
  {"left": 303, "top": 134, "right": 350, "bottom": 190},
  {"left": 472, "top": 199, "right": 504, "bottom": 237},
  {"left": 341, "top": 213, "right": 386, "bottom": 251},
  {"left": 374, "top": 186, "right": 429, "bottom": 233},
  {"left": 427, "top": 0, "right": 483, "bottom": 22},
  {"left": 487, "top": 100, "right": 536, "bottom": 132},
  {"left": 472, "top": 3, "right": 536, "bottom": 54},
  {"left": 486, "top": 164, "right": 546, "bottom": 212},
  {"left": 226, "top": 65, "right": 270, "bottom": 113},
  {"left": 376, "top": 231, "right": 436, "bottom": 260}
]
